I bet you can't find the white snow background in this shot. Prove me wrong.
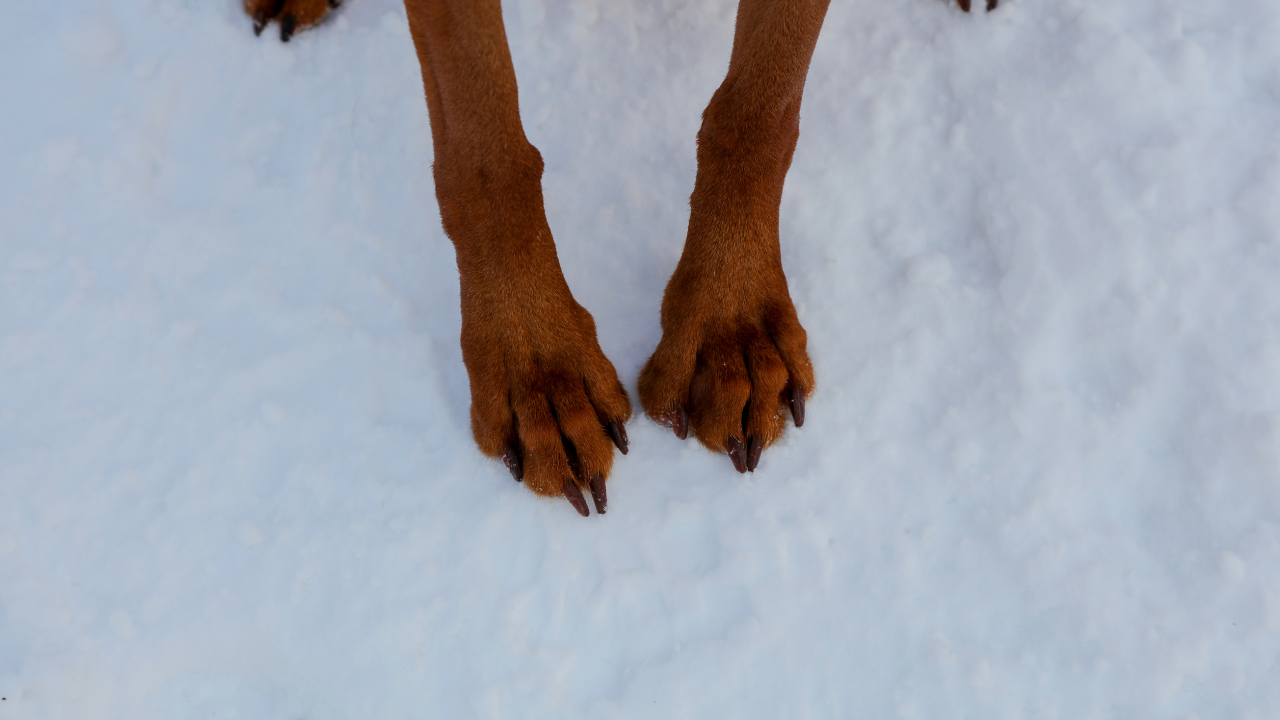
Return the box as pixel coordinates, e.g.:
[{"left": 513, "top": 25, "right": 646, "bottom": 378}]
[{"left": 3, "top": 0, "right": 1280, "bottom": 716}]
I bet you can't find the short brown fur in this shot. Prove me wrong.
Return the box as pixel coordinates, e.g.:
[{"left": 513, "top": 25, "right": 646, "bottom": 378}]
[{"left": 245, "top": 0, "right": 987, "bottom": 513}]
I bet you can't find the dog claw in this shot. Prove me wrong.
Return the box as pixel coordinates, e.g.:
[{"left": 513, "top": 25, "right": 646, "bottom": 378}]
[
  {"left": 502, "top": 446, "right": 523, "bottom": 482},
  {"left": 607, "top": 420, "right": 629, "bottom": 455},
  {"left": 788, "top": 386, "right": 806, "bottom": 428},
  {"left": 746, "top": 435, "right": 762, "bottom": 472},
  {"left": 672, "top": 407, "right": 689, "bottom": 440},
  {"left": 253, "top": 0, "right": 283, "bottom": 36},
  {"left": 726, "top": 436, "right": 747, "bottom": 474},
  {"left": 280, "top": 13, "right": 297, "bottom": 41},
  {"left": 987, "top": 0, "right": 998, "bottom": 10},
  {"left": 563, "top": 478, "right": 590, "bottom": 517},
  {"left": 589, "top": 473, "right": 607, "bottom": 515},
  {"left": 958, "top": 0, "right": 971, "bottom": 11}
]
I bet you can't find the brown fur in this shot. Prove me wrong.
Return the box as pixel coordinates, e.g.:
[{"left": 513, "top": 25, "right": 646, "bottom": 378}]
[
  {"left": 638, "top": 0, "right": 825, "bottom": 465},
  {"left": 247, "top": 0, "right": 946, "bottom": 512},
  {"left": 402, "top": 0, "right": 632, "bottom": 506},
  {"left": 244, "top": 0, "right": 338, "bottom": 40}
]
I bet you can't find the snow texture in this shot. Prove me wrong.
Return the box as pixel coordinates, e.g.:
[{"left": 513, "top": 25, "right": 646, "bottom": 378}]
[{"left": 3, "top": 0, "right": 1280, "bottom": 717}]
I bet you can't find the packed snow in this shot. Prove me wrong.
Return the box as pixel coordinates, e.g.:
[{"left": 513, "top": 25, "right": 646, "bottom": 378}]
[{"left": 3, "top": 0, "right": 1280, "bottom": 716}]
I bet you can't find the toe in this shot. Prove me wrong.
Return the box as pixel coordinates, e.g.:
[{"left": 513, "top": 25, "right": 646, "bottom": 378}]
[
  {"left": 245, "top": 0, "right": 284, "bottom": 34},
  {"left": 767, "top": 303, "right": 814, "bottom": 409},
  {"left": 582, "top": 351, "right": 632, "bottom": 423},
  {"left": 580, "top": 351, "right": 633, "bottom": 452},
  {"left": 245, "top": 0, "right": 334, "bottom": 39},
  {"left": 639, "top": 337, "right": 697, "bottom": 438},
  {"left": 688, "top": 335, "right": 752, "bottom": 463},
  {"left": 466, "top": 354, "right": 516, "bottom": 460},
  {"left": 744, "top": 331, "right": 791, "bottom": 459},
  {"left": 511, "top": 388, "right": 575, "bottom": 500},
  {"left": 548, "top": 374, "right": 616, "bottom": 485}
]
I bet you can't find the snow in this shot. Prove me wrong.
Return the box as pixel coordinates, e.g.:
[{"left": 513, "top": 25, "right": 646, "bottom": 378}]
[{"left": 3, "top": 0, "right": 1280, "bottom": 716}]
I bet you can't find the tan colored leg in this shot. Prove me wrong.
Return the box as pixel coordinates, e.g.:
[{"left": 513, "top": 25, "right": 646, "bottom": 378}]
[
  {"left": 402, "top": 0, "right": 630, "bottom": 516},
  {"left": 639, "top": 0, "right": 829, "bottom": 474}
]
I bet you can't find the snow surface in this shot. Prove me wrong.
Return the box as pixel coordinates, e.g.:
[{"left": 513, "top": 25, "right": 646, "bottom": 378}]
[{"left": 3, "top": 0, "right": 1280, "bottom": 717}]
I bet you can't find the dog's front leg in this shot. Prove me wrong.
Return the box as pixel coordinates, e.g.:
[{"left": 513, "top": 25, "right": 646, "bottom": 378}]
[
  {"left": 640, "top": 0, "right": 828, "bottom": 473},
  {"left": 404, "top": 0, "right": 630, "bottom": 516}
]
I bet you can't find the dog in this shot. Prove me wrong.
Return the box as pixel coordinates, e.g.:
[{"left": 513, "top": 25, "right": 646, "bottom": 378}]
[{"left": 243, "top": 0, "right": 992, "bottom": 516}]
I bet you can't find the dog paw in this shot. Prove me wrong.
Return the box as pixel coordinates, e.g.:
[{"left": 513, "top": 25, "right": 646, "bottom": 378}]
[
  {"left": 244, "top": 0, "right": 342, "bottom": 41},
  {"left": 463, "top": 295, "right": 631, "bottom": 517},
  {"left": 639, "top": 259, "right": 813, "bottom": 474},
  {"left": 956, "top": 0, "right": 998, "bottom": 12}
]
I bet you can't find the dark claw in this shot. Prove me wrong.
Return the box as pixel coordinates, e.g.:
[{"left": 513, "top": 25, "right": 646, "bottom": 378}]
[
  {"left": 606, "top": 420, "right": 629, "bottom": 455},
  {"left": 746, "top": 435, "right": 762, "bottom": 472},
  {"left": 589, "top": 472, "right": 607, "bottom": 515},
  {"left": 280, "top": 13, "right": 297, "bottom": 41},
  {"left": 502, "top": 446, "right": 523, "bottom": 482},
  {"left": 255, "top": 0, "right": 284, "bottom": 35},
  {"left": 563, "top": 478, "right": 590, "bottom": 517},
  {"left": 987, "top": 0, "right": 997, "bottom": 10},
  {"left": 726, "top": 436, "right": 747, "bottom": 474},
  {"left": 672, "top": 407, "right": 689, "bottom": 440},
  {"left": 329, "top": 0, "right": 343, "bottom": 6},
  {"left": 958, "top": 0, "right": 971, "bottom": 11},
  {"left": 788, "top": 386, "right": 806, "bottom": 428}
]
